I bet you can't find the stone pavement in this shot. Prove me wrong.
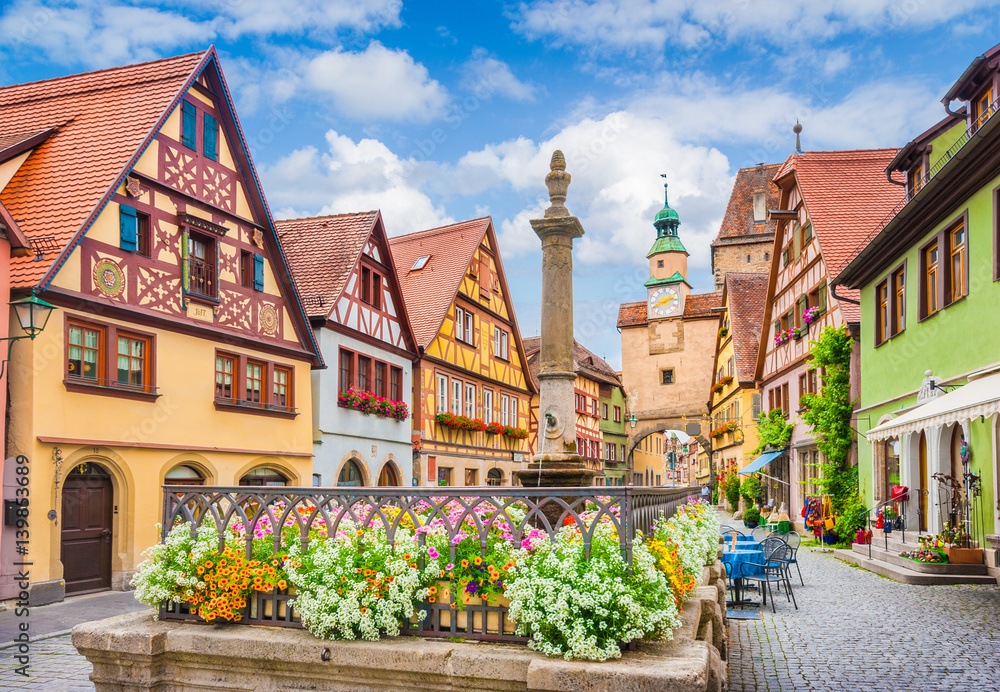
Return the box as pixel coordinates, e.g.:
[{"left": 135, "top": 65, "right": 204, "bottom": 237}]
[
  {"left": 0, "top": 590, "right": 150, "bottom": 689},
  {"left": 728, "top": 546, "right": 1000, "bottom": 691}
]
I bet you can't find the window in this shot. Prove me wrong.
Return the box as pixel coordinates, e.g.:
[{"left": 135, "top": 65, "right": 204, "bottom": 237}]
[
  {"left": 374, "top": 362, "right": 386, "bottom": 397},
  {"left": 436, "top": 374, "right": 448, "bottom": 413},
  {"left": 452, "top": 378, "right": 462, "bottom": 414},
  {"left": 591, "top": 398, "right": 598, "bottom": 416},
  {"left": 240, "top": 467, "right": 288, "bottom": 487},
  {"left": 456, "top": 308, "right": 474, "bottom": 344},
  {"left": 765, "top": 252, "right": 770, "bottom": 261},
  {"left": 187, "top": 232, "right": 217, "bottom": 298},
  {"left": 437, "top": 467, "right": 452, "bottom": 486},
  {"left": 465, "top": 468, "right": 478, "bottom": 486},
  {"left": 238, "top": 251, "right": 263, "bottom": 291},
  {"left": 510, "top": 396, "right": 518, "bottom": 427},
  {"left": 746, "top": 255, "right": 751, "bottom": 263},
  {"left": 661, "top": 369, "right": 674, "bottom": 385},
  {"left": 875, "top": 264, "right": 907, "bottom": 346},
  {"left": 339, "top": 349, "right": 354, "bottom": 392},
  {"left": 801, "top": 222, "right": 813, "bottom": 245},
  {"left": 973, "top": 84, "right": 995, "bottom": 132},
  {"left": 181, "top": 100, "right": 197, "bottom": 149},
  {"left": 782, "top": 246, "right": 790, "bottom": 267},
  {"left": 164, "top": 465, "right": 205, "bottom": 486},
  {"left": 893, "top": 266, "right": 905, "bottom": 334},
  {"left": 602, "top": 403, "right": 609, "bottom": 419},
  {"left": 494, "top": 327, "right": 509, "bottom": 359},
  {"left": 752, "top": 392, "right": 762, "bottom": 419},
  {"left": 908, "top": 162, "right": 924, "bottom": 197},
  {"left": 273, "top": 366, "right": 291, "bottom": 408},
  {"left": 487, "top": 468, "right": 503, "bottom": 486},
  {"left": 338, "top": 460, "right": 364, "bottom": 487},
  {"left": 483, "top": 389, "right": 494, "bottom": 424},
  {"left": 613, "top": 405, "right": 622, "bottom": 422},
  {"left": 782, "top": 383, "right": 790, "bottom": 417},
  {"left": 808, "top": 280, "right": 827, "bottom": 315},
  {"left": 215, "top": 354, "right": 235, "bottom": 400},
  {"left": 412, "top": 256, "right": 430, "bottom": 272},
  {"left": 119, "top": 205, "right": 150, "bottom": 256},
  {"left": 114, "top": 334, "right": 149, "bottom": 388},
  {"left": 361, "top": 266, "right": 382, "bottom": 310},
  {"left": 727, "top": 356, "right": 734, "bottom": 378},
  {"left": 68, "top": 323, "right": 102, "bottom": 382},
  {"left": 390, "top": 366, "right": 402, "bottom": 401},
  {"left": 876, "top": 281, "right": 889, "bottom": 345},
  {"left": 246, "top": 360, "right": 264, "bottom": 403},
  {"left": 357, "top": 356, "right": 371, "bottom": 392},
  {"left": 501, "top": 393, "right": 510, "bottom": 426},
  {"left": 949, "top": 223, "right": 967, "bottom": 303},
  {"left": 922, "top": 239, "right": 939, "bottom": 318},
  {"left": 657, "top": 260, "right": 664, "bottom": 268},
  {"left": 465, "top": 382, "right": 476, "bottom": 418},
  {"left": 203, "top": 113, "right": 218, "bottom": 161}
]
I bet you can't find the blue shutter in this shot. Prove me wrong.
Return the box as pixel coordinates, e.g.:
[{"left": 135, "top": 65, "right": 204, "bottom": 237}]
[
  {"left": 181, "top": 101, "right": 196, "bottom": 149},
  {"left": 203, "top": 113, "right": 218, "bottom": 161},
  {"left": 253, "top": 253, "right": 264, "bottom": 291},
  {"left": 119, "top": 205, "right": 137, "bottom": 252}
]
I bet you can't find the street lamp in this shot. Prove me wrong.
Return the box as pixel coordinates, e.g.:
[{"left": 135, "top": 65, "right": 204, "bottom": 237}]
[
  {"left": 628, "top": 415, "right": 638, "bottom": 429},
  {"left": 1, "top": 289, "right": 56, "bottom": 378}
]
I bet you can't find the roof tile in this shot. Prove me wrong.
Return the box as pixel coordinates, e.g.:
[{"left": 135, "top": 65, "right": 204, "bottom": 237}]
[
  {"left": 712, "top": 163, "right": 781, "bottom": 245},
  {"left": 682, "top": 291, "right": 723, "bottom": 318},
  {"left": 724, "top": 272, "right": 768, "bottom": 383},
  {"left": 616, "top": 301, "right": 647, "bottom": 328},
  {"left": 522, "top": 336, "right": 622, "bottom": 387}
]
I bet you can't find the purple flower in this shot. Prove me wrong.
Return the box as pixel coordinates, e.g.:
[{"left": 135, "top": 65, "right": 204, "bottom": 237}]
[{"left": 465, "top": 582, "right": 478, "bottom": 594}]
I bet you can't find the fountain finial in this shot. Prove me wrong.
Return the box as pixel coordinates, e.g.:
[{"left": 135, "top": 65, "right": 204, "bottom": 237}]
[{"left": 544, "top": 150, "right": 571, "bottom": 218}]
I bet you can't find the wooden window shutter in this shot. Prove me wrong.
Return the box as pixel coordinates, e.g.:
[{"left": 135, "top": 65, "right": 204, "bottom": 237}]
[
  {"left": 817, "top": 281, "right": 827, "bottom": 313},
  {"left": 181, "top": 101, "right": 197, "bottom": 149},
  {"left": 797, "top": 294, "right": 808, "bottom": 323},
  {"left": 252, "top": 254, "right": 264, "bottom": 291},
  {"left": 204, "top": 113, "right": 218, "bottom": 161},
  {"left": 119, "top": 205, "right": 138, "bottom": 252}
]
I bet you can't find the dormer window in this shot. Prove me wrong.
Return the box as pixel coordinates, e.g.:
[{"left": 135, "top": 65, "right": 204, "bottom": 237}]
[
  {"left": 972, "top": 83, "right": 995, "bottom": 132},
  {"left": 908, "top": 162, "right": 924, "bottom": 198},
  {"left": 411, "top": 256, "right": 430, "bottom": 272},
  {"left": 752, "top": 192, "right": 766, "bottom": 223}
]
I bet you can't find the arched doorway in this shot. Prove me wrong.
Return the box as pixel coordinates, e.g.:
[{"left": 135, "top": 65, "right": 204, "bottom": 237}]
[
  {"left": 338, "top": 459, "right": 365, "bottom": 487},
  {"left": 61, "top": 462, "right": 113, "bottom": 595},
  {"left": 164, "top": 464, "right": 205, "bottom": 486},
  {"left": 377, "top": 461, "right": 400, "bottom": 487},
  {"left": 239, "top": 467, "right": 289, "bottom": 487},
  {"left": 486, "top": 468, "right": 503, "bottom": 487}
]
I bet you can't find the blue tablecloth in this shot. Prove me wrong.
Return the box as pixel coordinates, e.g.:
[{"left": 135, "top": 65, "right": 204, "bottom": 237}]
[
  {"left": 721, "top": 548, "right": 764, "bottom": 578},
  {"left": 723, "top": 537, "right": 761, "bottom": 551}
]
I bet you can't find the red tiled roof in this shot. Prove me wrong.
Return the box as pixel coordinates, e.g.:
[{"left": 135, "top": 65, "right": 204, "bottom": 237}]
[
  {"left": 522, "top": 336, "right": 621, "bottom": 387},
  {"left": 725, "top": 272, "right": 768, "bottom": 383},
  {"left": 616, "top": 300, "right": 647, "bottom": 328},
  {"left": 0, "top": 51, "right": 207, "bottom": 286},
  {"left": 682, "top": 291, "right": 723, "bottom": 318},
  {"left": 775, "top": 149, "right": 903, "bottom": 322},
  {"left": 712, "top": 163, "right": 781, "bottom": 245},
  {"left": 276, "top": 211, "right": 378, "bottom": 318},
  {"left": 389, "top": 218, "right": 492, "bottom": 349}
]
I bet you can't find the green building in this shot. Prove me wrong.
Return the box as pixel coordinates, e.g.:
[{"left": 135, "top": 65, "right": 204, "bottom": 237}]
[
  {"left": 600, "top": 380, "right": 629, "bottom": 486},
  {"left": 836, "top": 41, "right": 1000, "bottom": 545}
]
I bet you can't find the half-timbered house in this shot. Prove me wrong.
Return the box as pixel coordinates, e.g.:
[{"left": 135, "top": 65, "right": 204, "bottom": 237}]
[
  {"left": 278, "top": 211, "right": 417, "bottom": 487},
  {"left": 754, "top": 149, "right": 902, "bottom": 525},
  {"left": 389, "top": 218, "right": 535, "bottom": 487},
  {"left": 1, "top": 49, "right": 321, "bottom": 604}
]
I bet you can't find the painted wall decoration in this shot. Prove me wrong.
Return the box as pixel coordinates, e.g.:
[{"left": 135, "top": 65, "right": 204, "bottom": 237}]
[
  {"left": 259, "top": 303, "right": 278, "bottom": 336},
  {"left": 93, "top": 258, "right": 125, "bottom": 298}
]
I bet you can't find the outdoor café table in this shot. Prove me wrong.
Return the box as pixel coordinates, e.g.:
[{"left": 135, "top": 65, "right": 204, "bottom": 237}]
[{"left": 722, "top": 547, "right": 764, "bottom": 607}]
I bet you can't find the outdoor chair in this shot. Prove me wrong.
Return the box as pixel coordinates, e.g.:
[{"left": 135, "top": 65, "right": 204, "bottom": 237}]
[
  {"left": 723, "top": 560, "right": 737, "bottom": 604},
  {"left": 720, "top": 524, "right": 742, "bottom": 535},
  {"left": 739, "top": 541, "right": 798, "bottom": 613},
  {"left": 780, "top": 532, "right": 803, "bottom": 585},
  {"left": 751, "top": 526, "right": 770, "bottom": 542},
  {"left": 721, "top": 529, "right": 744, "bottom": 546}
]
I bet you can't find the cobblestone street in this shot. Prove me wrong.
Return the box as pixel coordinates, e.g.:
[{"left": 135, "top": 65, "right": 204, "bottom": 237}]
[
  {"left": 0, "top": 634, "right": 94, "bottom": 690},
  {"left": 728, "top": 546, "right": 1000, "bottom": 692}
]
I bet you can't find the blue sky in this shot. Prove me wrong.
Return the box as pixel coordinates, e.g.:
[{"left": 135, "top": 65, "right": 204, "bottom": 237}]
[{"left": 2, "top": 1, "right": 998, "bottom": 368}]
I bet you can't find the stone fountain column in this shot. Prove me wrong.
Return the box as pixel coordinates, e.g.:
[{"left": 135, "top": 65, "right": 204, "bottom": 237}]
[{"left": 515, "top": 152, "right": 597, "bottom": 491}]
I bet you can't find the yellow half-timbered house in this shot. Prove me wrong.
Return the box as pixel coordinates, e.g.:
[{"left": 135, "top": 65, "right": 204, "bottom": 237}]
[{"left": 390, "top": 218, "right": 535, "bottom": 487}]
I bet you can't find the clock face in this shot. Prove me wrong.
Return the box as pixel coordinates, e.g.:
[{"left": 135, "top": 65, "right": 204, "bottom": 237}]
[{"left": 649, "top": 286, "right": 680, "bottom": 317}]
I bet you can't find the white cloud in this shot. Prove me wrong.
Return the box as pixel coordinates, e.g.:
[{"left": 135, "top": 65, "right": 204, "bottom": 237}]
[
  {"left": 211, "top": 0, "right": 400, "bottom": 37},
  {"left": 462, "top": 49, "right": 538, "bottom": 102},
  {"left": 261, "top": 130, "right": 454, "bottom": 235},
  {"left": 304, "top": 42, "right": 449, "bottom": 121},
  {"left": 511, "top": 0, "right": 1000, "bottom": 51}
]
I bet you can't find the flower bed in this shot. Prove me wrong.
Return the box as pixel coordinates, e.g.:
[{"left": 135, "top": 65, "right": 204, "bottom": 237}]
[
  {"left": 338, "top": 387, "right": 409, "bottom": 421},
  {"left": 135, "top": 489, "right": 715, "bottom": 661}
]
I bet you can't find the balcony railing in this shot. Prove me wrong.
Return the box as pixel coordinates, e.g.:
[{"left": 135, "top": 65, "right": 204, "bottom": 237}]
[
  {"left": 187, "top": 257, "right": 217, "bottom": 299},
  {"left": 158, "top": 485, "right": 699, "bottom": 640}
]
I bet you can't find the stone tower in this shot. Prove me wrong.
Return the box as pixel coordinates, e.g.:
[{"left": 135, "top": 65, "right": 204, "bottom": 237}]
[{"left": 645, "top": 183, "right": 692, "bottom": 321}]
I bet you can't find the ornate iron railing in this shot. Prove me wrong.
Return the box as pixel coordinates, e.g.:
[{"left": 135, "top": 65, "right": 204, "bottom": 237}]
[{"left": 158, "top": 485, "right": 698, "bottom": 641}]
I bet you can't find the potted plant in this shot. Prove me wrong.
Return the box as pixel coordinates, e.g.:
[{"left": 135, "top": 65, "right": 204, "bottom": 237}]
[{"left": 743, "top": 505, "right": 760, "bottom": 529}]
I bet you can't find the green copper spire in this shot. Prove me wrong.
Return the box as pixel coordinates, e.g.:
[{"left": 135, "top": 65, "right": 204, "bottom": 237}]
[{"left": 647, "top": 181, "right": 687, "bottom": 258}]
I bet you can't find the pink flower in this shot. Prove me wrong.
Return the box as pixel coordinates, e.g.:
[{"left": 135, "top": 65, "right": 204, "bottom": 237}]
[{"left": 427, "top": 547, "right": 440, "bottom": 559}]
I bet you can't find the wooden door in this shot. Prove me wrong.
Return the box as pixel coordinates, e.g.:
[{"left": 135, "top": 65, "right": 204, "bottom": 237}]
[
  {"left": 61, "top": 465, "right": 113, "bottom": 594},
  {"left": 918, "top": 432, "right": 928, "bottom": 532}
]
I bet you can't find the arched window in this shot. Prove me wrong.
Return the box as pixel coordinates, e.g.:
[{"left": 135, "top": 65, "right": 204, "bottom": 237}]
[
  {"left": 68, "top": 462, "right": 110, "bottom": 477},
  {"left": 486, "top": 468, "right": 503, "bottom": 487},
  {"left": 164, "top": 464, "right": 205, "bottom": 486},
  {"left": 239, "top": 467, "right": 288, "bottom": 487},
  {"left": 377, "top": 462, "right": 400, "bottom": 487},
  {"left": 338, "top": 459, "right": 364, "bottom": 487}
]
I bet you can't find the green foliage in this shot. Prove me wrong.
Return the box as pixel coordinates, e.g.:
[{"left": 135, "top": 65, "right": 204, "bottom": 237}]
[
  {"left": 834, "top": 492, "right": 868, "bottom": 546},
  {"left": 720, "top": 466, "right": 741, "bottom": 512},
  {"left": 740, "top": 475, "right": 763, "bottom": 504},
  {"left": 753, "top": 409, "right": 794, "bottom": 455},
  {"left": 743, "top": 506, "right": 761, "bottom": 525},
  {"left": 800, "top": 325, "right": 861, "bottom": 529}
]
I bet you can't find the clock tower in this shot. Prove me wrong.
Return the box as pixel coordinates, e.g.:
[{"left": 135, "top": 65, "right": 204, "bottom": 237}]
[{"left": 645, "top": 182, "right": 690, "bottom": 319}]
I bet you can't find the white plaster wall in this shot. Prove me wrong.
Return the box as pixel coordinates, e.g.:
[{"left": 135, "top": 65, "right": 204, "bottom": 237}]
[{"left": 312, "top": 328, "right": 414, "bottom": 486}]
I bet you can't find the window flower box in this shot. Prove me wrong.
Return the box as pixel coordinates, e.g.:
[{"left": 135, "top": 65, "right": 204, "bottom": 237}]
[
  {"left": 436, "top": 413, "right": 487, "bottom": 432},
  {"left": 773, "top": 329, "right": 792, "bottom": 346},
  {"left": 338, "top": 387, "right": 409, "bottom": 421},
  {"left": 711, "top": 375, "right": 733, "bottom": 394},
  {"left": 718, "top": 327, "right": 729, "bottom": 338},
  {"left": 802, "top": 306, "right": 823, "bottom": 326}
]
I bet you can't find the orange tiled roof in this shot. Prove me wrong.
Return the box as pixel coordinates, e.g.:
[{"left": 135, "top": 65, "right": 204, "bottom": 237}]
[
  {"left": 0, "top": 51, "right": 207, "bottom": 287},
  {"left": 682, "top": 291, "right": 723, "bottom": 318},
  {"left": 389, "top": 218, "right": 492, "bottom": 349},
  {"left": 523, "top": 336, "right": 621, "bottom": 387},
  {"left": 616, "top": 300, "right": 647, "bottom": 328},
  {"left": 725, "top": 272, "right": 768, "bottom": 383},
  {"left": 276, "top": 211, "right": 379, "bottom": 318},
  {"left": 774, "top": 149, "right": 903, "bottom": 322},
  {"left": 712, "top": 163, "right": 781, "bottom": 245}
]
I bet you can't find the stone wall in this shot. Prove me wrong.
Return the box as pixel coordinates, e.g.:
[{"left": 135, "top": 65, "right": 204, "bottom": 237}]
[
  {"left": 711, "top": 240, "right": 773, "bottom": 291},
  {"left": 73, "top": 561, "right": 731, "bottom": 692}
]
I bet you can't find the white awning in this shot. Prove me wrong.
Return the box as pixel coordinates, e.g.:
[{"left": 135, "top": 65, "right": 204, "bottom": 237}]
[{"left": 866, "top": 372, "right": 1000, "bottom": 442}]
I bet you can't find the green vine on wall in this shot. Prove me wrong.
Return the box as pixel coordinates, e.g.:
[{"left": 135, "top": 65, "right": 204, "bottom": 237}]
[{"left": 752, "top": 409, "right": 793, "bottom": 455}]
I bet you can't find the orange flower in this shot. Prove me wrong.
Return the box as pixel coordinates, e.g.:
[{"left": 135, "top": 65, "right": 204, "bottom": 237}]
[
  {"left": 277, "top": 580, "right": 287, "bottom": 590},
  {"left": 461, "top": 559, "right": 469, "bottom": 568},
  {"left": 473, "top": 557, "right": 482, "bottom": 566}
]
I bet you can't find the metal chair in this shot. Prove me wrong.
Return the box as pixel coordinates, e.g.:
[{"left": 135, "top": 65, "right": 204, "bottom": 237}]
[
  {"left": 720, "top": 524, "right": 743, "bottom": 535},
  {"left": 740, "top": 541, "right": 798, "bottom": 613},
  {"left": 721, "top": 529, "right": 744, "bottom": 548},
  {"left": 780, "top": 532, "right": 804, "bottom": 585},
  {"left": 751, "top": 526, "right": 770, "bottom": 542}
]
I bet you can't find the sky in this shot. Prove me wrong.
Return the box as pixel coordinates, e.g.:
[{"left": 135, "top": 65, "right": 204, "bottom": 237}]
[{"left": 2, "top": 1, "right": 998, "bottom": 368}]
